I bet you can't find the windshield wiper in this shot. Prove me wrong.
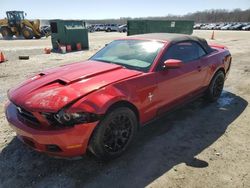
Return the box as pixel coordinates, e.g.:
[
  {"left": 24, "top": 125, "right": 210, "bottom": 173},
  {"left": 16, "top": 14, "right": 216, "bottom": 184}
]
[
  {"left": 92, "top": 59, "right": 113, "bottom": 64},
  {"left": 92, "top": 59, "right": 144, "bottom": 72}
]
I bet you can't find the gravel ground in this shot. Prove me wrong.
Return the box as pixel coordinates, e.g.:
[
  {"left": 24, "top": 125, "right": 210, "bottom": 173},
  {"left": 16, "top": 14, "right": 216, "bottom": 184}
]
[{"left": 0, "top": 31, "right": 249, "bottom": 188}]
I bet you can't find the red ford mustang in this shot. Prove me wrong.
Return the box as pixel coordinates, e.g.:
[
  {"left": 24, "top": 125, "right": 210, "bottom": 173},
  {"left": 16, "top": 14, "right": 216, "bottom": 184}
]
[{"left": 5, "top": 33, "right": 231, "bottom": 160}]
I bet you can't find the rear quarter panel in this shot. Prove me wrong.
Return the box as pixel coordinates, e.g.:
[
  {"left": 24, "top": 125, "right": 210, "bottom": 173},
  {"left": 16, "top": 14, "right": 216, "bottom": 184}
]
[{"left": 202, "top": 46, "right": 231, "bottom": 87}]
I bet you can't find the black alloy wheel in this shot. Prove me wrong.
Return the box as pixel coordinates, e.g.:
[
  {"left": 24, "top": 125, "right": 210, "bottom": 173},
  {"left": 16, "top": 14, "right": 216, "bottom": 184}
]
[
  {"left": 205, "top": 71, "right": 225, "bottom": 102},
  {"left": 88, "top": 107, "right": 137, "bottom": 160},
  {"left": 103, "top": 113, "right": 133, "bottom": 153}
]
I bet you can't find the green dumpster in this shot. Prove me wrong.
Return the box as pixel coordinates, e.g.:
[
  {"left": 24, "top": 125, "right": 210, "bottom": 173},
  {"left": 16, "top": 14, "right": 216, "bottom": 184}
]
[
  {"left": 127, "top": 20, "right": 194, "bottom": 36},
  {"left": 50, "top": 20, "right": 89, "bottom": 51}
]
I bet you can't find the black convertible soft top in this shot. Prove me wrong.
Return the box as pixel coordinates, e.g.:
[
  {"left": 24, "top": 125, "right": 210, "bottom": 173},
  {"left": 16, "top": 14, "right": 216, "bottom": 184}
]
[{"left": 128, "top": 33, "right": 214, "bottom": 54}]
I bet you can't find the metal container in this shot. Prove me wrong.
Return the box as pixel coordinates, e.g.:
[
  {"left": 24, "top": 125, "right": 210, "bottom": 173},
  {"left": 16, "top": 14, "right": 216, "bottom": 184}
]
[
  {"left": 50, "top": 20, "right": 89, "bottom": 51},
  {"left": 127, "top": 20, "right": 194, "bottom": 36}
]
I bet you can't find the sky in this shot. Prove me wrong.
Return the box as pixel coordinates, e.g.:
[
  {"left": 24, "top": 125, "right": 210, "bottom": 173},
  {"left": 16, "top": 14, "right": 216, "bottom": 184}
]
[{"left": 0, "top": 0, "right": 250, "bottom": 19}]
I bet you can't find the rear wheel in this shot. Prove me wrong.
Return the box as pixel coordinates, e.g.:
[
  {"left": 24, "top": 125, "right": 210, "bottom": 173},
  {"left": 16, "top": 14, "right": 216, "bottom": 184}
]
[
  {"left": 22, "top": 27, "right": 34, "bottom": 39},
  {"left": 0, "top": 27, "right": 13, "bottom": 39},
  {"left": 205, "top": 71, "right": 225, "bottom": 102},
  {"left": 88, "top": 107, "right": 137, "bottom": 160},
  {"left": 35, "top": 35, "right": 41, "bottom": 39}
]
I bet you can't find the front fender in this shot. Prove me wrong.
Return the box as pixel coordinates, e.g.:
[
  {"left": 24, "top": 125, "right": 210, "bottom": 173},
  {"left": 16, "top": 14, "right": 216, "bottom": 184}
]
[{"left": 68, "top": 85, "right": 130, "bottom": 114}]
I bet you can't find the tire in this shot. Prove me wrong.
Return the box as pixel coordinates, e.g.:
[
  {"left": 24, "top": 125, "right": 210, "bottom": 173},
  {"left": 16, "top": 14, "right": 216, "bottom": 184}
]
[
  {"left": 0, "top": 27, "right": 13, "bottom": 39},
  {"left": 19, "top": 55, "right": 29, "bottom": 60},
  {"left": 88, "top": 107, "right": 138, "bottom": 160},
  {"left": 35, "top": 35, "right": 41, "bottom": 39},
  {"left": 22, "top": 27, "right": 34, "bottom": 39},
  {"left": 107, "top": 28, "right": 111, "bottom": 32},
  {"left": 205, "top": 71, "right": 225, "bottom": 102}
]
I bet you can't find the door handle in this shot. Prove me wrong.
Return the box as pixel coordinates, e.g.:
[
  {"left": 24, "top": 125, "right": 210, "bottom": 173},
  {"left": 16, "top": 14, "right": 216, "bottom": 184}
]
[{"left": 197, "top": 66, "right": 202, "bottom": 72}]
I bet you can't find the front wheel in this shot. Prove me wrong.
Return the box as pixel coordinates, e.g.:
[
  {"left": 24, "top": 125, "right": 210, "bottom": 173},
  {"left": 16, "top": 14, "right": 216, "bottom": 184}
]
[
  {"left": 22, "top": 27, "right": 34, "bottom": 39},
  {"left": 205, "top": 71, "right": 225, "bottom": 102},
  {"left": 88, "top": 107, "right": 138, "bottom": 160}
]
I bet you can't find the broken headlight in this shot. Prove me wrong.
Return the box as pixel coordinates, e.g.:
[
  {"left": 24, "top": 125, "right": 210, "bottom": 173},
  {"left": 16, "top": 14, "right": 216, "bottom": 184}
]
[{"left": 42, "top": 111, "right": 100, "bottom": 126}]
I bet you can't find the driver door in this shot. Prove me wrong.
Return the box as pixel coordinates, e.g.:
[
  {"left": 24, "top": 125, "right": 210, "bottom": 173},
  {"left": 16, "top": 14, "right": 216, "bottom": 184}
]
[{"left": 155, "top": 41, "right": 207, "bottom": 114}]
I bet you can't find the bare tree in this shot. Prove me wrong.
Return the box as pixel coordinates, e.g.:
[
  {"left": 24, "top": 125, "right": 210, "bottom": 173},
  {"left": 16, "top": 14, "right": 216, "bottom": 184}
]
[{"left": 85, "top": 9, "right": 250, "bottom": 24}]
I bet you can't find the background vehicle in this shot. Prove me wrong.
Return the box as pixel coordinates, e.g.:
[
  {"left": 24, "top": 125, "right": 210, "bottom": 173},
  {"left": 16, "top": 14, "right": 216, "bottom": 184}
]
[
  {"left": 0, "top": 11, "right": 49, "bottom": 39},
  {"left": 193, "top": 23, "right": 204, "bottom": 29},
  {"left": 193, "top": 22, "right": 250, "bottom": 31},
  {"left": 229, "top": 23, "right": 242, "bottom": 30},
  {"left": 221, "top": 23, "right": 233, "bottom": 30},
  {"left": 214, "top": 23, "right": 226, "bottom": 30},
  {"left": 94, "top": 24, "right": 105, "bottom": 31},
  {"left": 206, "top": 23, "right": 217, "bottom": 30},
  {"left": 105, "top": 24, "right": 119, "bottom": 32},
  {"left": 200, "top": 24, "right": 209, "bottom": 30},
  {"left": 118, "top": 24, "right": 127, "bottom": 32},
  {"left": 40, "top": 25, "right": 51, "bottom": 36},
  {"left": 242, "top": 24, "right": 250, "bottom": 30},
  {"left": 87, "top": 24, "right": 95, "bottom": 32}
]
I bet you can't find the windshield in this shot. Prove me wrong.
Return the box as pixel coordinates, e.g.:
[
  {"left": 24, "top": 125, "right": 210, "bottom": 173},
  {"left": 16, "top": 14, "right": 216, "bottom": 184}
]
[
  {"left": 7, "top": 12, "right": 24, "bottom": 21},
  {"left": 17, "top": 12, "right": 24, "bottom": 20},
  {"left": 90, "top": 40, "right": 164, "bottom": 72}
]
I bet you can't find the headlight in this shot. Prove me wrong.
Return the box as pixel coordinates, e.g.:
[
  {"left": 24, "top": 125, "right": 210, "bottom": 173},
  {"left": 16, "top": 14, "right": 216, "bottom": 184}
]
[
  {"left": 54, "top": 111, "right": 90, "bottom": 125},
  {"left": 42, "top": 110, "right": 100, "bottom": 126}
]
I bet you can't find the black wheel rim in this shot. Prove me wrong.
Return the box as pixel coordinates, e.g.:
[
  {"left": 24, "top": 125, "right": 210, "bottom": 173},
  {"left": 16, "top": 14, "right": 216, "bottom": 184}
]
[
  {"left": 103, "top": 114, "right": 132, "bottom": 153},
  {"left": 213, "top": 76, "right": 224, "bottom": 97},
  {"left": 2, "top": 30, "right": 8, "bottom": 36}
]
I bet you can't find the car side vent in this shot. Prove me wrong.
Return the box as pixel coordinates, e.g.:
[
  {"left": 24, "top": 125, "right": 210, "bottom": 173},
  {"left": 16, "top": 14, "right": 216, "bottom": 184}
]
[
  {"left": 39, "top": 73, "right": 46, "bottom": 76},
  {"left": 42, "top": 79, "right": 68, "bottom": 87},
  {"left": 57, "top": 79, "right": 68, "bottom": 85}
]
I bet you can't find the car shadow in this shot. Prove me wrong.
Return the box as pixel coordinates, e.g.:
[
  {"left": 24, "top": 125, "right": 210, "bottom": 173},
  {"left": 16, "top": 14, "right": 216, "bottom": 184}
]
[{"left": 0, "top": 91, "right": 248, "bottom": 188}]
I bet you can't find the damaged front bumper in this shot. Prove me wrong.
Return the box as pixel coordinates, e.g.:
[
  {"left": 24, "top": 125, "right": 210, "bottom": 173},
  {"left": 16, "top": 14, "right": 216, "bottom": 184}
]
[{"left": 5, "top": 102, "right": 98, "bottom": 157}]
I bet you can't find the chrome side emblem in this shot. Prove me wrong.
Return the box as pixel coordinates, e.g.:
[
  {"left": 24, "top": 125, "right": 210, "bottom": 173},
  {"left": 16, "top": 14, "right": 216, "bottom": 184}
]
[{"left": 148, "top": 92, "right": 154, "bottom": 102}]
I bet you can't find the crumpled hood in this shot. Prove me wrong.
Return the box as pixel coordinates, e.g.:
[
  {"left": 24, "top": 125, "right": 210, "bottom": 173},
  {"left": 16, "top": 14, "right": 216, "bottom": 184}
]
[{"left": 8, "top": 60, "right": 141, "bottom": 112}]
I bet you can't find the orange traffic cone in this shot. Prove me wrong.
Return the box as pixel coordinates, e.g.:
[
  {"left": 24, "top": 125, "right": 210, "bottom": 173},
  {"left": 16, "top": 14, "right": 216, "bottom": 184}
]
[
  {"left": 211, "top": 31, "right": 215, "bottom": 40},
  {"left": 44, "top": 48, "right": 51, "bottom": 54},
  {"left": 0, "top": 52, "right": 6, "bottom": 63}
]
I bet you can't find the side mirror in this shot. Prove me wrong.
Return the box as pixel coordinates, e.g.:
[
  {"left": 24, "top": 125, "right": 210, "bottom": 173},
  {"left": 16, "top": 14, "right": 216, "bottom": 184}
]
[{"left": 164, "top": 59, "right": 183, "bottom": 69}]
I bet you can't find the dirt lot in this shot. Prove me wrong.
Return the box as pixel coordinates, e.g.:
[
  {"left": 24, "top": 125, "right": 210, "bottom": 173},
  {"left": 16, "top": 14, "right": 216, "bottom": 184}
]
[{"left": 0, "top": 30, "right": 250, "bottom": 188}]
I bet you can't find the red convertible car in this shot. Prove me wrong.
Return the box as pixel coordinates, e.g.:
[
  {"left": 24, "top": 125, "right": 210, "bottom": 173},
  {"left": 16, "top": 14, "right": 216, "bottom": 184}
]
[{"left": 5, "top": 33, "right": 231, "bottom": 160}]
